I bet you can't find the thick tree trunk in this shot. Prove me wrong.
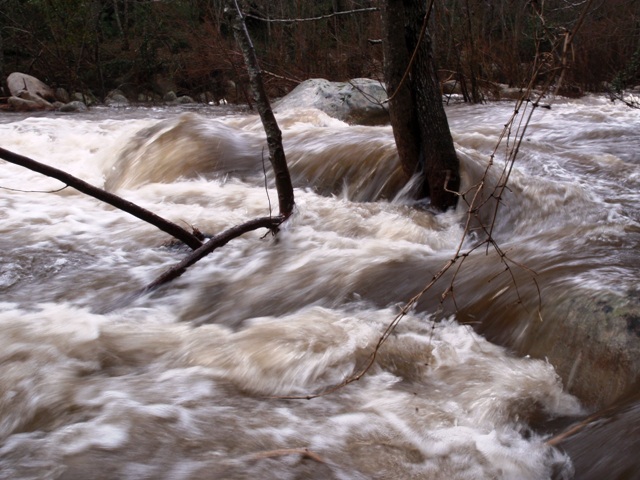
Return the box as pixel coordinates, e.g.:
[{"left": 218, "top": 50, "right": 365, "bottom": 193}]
[
  {"left": 382, "top": 0, "right": 422, "bottom": 180},
  {"left": 0, "top": 25, "right": 4, "bottom": 81},
  {"left": 383, "top": 0, "right": 460, "bottom": 211}
]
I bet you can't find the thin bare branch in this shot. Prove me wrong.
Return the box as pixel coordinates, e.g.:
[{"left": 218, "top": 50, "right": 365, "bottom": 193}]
[
  {"left": 0, "top": 147, "right": 203, "bottom": 250},
  {"left": 227, "top": 0, "right": 295, "bottom": 218},
  {"left": 244, "top": 7, "right": 378, "bottom": 23},
  {"left": 139, "top": 216, "right": 282, "bottom": 295}
]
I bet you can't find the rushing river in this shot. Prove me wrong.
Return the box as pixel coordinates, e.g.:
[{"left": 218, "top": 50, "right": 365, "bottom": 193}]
[{"left": 0, "top": 95, "right": 638, "bottom": 479}]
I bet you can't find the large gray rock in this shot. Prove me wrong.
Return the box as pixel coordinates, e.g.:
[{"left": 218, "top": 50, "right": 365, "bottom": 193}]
[
  {"left": 7, "top": 95, "right": 50, "bottom": 112},
  {"left": 7, "top": 72, "right": 56, "bottom": 102},
  {"left": 274, "top": 78, "right": 389, "bottom": 125}
]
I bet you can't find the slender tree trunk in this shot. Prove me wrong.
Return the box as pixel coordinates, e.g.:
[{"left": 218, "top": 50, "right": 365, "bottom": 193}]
[
  {"left": 112, "top": 0, "right": 130, "bottom": 51},
  {"left": 226, "top": 0, "right": 295, "bottom": 218},
  {"left": 122, "top": 0, "right": 296, "bottom": 300},
  {"left": 0, "top": 23, "right": 4, "bottom": 81},
  {"left": 383, "top": 0, "right": 460, "bottom": 211}
]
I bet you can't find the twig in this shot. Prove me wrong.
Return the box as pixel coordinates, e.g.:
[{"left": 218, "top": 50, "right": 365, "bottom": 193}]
[
  {"left": 261, "top": 147, "right": 273, "bottom": 217},
  {"left": 248, "top": 447, "right": 326, "bottom": 463},
  {"left": 0, "top": 184, "right": 69, "bottom": 193},
  {"left": 244, "top": 7, "right": 378, "bottom": 23},
  {"left": 262, "top": 70, "right": 302, "bottom": 85}
]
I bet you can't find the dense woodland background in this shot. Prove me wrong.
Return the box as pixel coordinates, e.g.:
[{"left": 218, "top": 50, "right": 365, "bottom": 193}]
[{"left": 1, "top": 0, "right": 639, "bottom": 103}]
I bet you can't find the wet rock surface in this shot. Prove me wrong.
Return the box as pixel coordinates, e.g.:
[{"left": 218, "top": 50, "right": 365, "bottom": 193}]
[
  {"left": 273, "top": 78, "right": 389, "bottom": 126},
  {"left": 471, "top": 289, "right": 640, "bottom": 410},
  {"left": 551, "top": 389, "right": 640, "bottom": 480}
]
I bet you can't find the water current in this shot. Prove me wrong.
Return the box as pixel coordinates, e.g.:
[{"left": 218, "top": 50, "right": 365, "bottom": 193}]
[{"left": 0, "top": 95, "right": 638, "bottom": 479}]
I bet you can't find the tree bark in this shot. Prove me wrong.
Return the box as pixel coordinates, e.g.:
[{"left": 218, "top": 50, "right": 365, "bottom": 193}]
[
  {"left": 0, "top": 23, "right": 4, "bottom": 81},
  {"left": 0, "top": 147, "right": 203, "bottom": 250},
  {"left": 383, "top": 0, "right": 460, "bottom": 211},
  {"left": 382, "top": 0, "right": 422, "bottom": 180}
]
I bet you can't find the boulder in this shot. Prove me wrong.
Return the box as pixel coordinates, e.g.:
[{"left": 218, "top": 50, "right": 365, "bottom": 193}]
[
  {"left": 55, "top": 87, "right": 70, "bottom": 104},
  {"left": 105, "top": 89, "right": 130, "bottom": 107},
  {"left": 273, "top": 78, "right": 389, "bottom": 126},
  {"left": 175, "top": 95, "right": 195, "bottom": 104},
  {"left": 163, "top": 91, "right": 177, "bottom": 102},
  {"left": 467, "top": 288, "right": 640, "bottom": 409},
  {"left": 71, "top": 91, "right": 98, "bottom": 106},
  {"left": 58, "top": 101, "right": 88, "bottom": 112},
  {"left": 7, "top": 72, "right": 56, "bottom": 102},
  {"left": 7, "top": 96, "right": 50, "bottom": 112},
  {"left": 16, "top": 90, "right": 53, "bottom": 108},
  {"left": 137, "top": 93, "right": 155, "bottom": 103}
]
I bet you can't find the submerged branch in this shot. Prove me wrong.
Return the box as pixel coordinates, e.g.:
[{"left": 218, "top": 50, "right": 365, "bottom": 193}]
[
  {"left": 99, "top": 216, "right": 283, "bottom": 313},
  {"left": 248, "top": 448, "right": 326, "bottom": 463},
  {"left": 140, "top": 216, "right": 282, "bottom": 294},
  {"left": 0, "top": 147, "right": 203, "bottom": 250},
  {"left": 108, "top": 2, "right": 297, "bottom": 305}
]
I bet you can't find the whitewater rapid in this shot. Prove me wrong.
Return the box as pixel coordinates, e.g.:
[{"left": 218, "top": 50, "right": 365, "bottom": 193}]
[{"left": 1, "top": 96, "right": 638, "bottom": 479}]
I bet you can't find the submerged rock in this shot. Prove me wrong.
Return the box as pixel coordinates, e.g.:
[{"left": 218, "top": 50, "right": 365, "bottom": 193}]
[
  {"left": 58, "top": 101, "right": 88, "bottom": 112},
  {"left": 469, "top": 289, "right": 640, "bottom": 409},
  {"left": 551, "top": 389, "right": 640, "bottom": 480},
  {"left": 273, "top": 78, "right": 389, "bottom": 126}
]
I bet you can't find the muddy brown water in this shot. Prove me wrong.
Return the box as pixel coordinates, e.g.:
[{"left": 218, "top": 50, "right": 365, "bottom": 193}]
[{"left": 0, "top": 96, "right": 638, "bottom": 479}]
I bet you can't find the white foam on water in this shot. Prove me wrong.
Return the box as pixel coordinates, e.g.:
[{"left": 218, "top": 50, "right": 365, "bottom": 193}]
[{"left": 1, "top": 98, "right": 637, "bottom": 478}]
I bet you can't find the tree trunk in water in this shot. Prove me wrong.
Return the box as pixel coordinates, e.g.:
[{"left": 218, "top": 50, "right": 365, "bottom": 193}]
[
  {"left": 0, "top": 25, "right": 4, "bottom": 81},
  {"left": 226, "top": 0, "right": 295, "bottom": 219},
  {"left": 382, "top": 0, "right": 422, "bottom": 180},
  {"left": 383, "top": 0, "right": 460, "bottom": 211}
]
